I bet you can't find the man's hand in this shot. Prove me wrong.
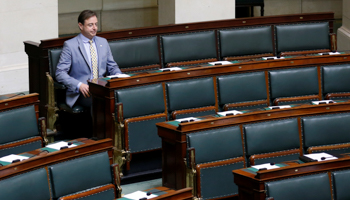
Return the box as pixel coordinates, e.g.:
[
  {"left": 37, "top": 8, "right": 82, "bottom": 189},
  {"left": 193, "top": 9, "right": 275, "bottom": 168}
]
[{"left": 79, "top": 83, "right": 90, "bottom": 97}]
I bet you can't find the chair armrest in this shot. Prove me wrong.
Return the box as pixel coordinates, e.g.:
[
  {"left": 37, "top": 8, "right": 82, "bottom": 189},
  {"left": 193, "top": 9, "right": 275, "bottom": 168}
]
[
  {"left": 224, "top": 53, "right": 274, "bottom": 61},
  {"left": 325, "top": 93, "right": 350, "bottom": 100},
  {"left": 224, "top": 100, "right": 268, "bottom": 111},
  {"left": 116, "top": 103, "right": 124, "bottom": 123},
  {"left": 111, "top": 163, "right": 122, "bottom": 198},
  {"left": 249, "top": 149, "right": 301, "bottom": 166},
  {"left": 280, "top": 49, "right": 329, "bottom": 57},
  {"left": 38, "top": 117, "right": 49, "bottom": 146},
  {"left": 307, "top": 143, "right": 350, "bottom": 154},
  {"left": 330, "top": 33, "right": 337, "bottom": 52},
  {"left": 273, "top": 95, "right": 319, "bottom": 106},
  {"left": 59, "top": 184, "right": 117, "bottom": 200},
  {"left": 171, "top": 106, "right": 216, "bottom": 120},
  {"left": 166, "top": 58, "right": 217, "bottom": 67}
]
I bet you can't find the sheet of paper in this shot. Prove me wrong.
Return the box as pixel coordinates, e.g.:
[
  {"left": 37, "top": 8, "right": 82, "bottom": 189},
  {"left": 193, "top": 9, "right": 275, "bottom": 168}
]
[
  {"left": 217, "top": 110, "right": 243, "bottom": 116},
  {"left": 175, "top": 117, "right": 199, "bottom": 122},
  {"left": 159, "top": 67, "right": 182, "bottom": 71},
  {"left": 304, "top": 153, "right": 337, "bottom": 161},
  {"left": 123, "top": 191, "right": 157, "bottom": 200},
  {"left": 252, "top": 163, "right": 280, "bottom": 170},
  {"left": 318, "top": 52, "right": 340, "bottom": 55},
  {"left": 269, "top": 105, "right": 291, "bottom": 109},
  {"left": 262, "top": 56, "right": 285, "bottom": 60},
  {"left": 0, "top": 154, "right": 29, "bottom": 163},
  {"left": 46, "top": 141, "right": 77, "bottom": 150},
  {"left": 311, "top": 100, "right": 334, "bottom": 105},
  {"left": 107, "top": 74, "right": 131, "bottom": 78},
  {"left": 208, "top": 61, "right": 232, "bottom": 65}
]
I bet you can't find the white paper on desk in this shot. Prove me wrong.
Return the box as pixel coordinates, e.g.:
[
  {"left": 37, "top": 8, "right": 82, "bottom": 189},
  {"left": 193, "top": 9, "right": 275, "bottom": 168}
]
[
  {"left": 123, "top": 191, "right": 157, "bottom": 200},
  {"left": 262, "top": 56, "right": 285, "bottom": 60},
  {"left": 208, "top": 61, "right": 232, "bottom": 65},
  {"left": 252, "top": 163, "right": 280, "bottom": 170},
  {"left": 311, "top": 100, "right": 335, "bottom": 105},
  {"left": 46, "top": 141, "right": 77, "bottom": 150},
  {"left": 217, "top": 110, "right": 243, "bottom": 116},
  {"left": 159, "top": 67, "right": 182, "bottom": 71},
  {"left": 0, "top": 154, "right": 29, "bottom": 163},
  {"left": 269, "top": 105, "right": 291, "bottom": 109},
  {"left": 318, "top": 52, "right": 340, "bottom": 55},
  {"left": 107, "top": 74, "right": 130, "bottom": 78},
  {"left": 304, "top": 153, "right": 337, "bottom": 161},
  {"left": 175, "top": 117, "right": 200, "bottom": 122}
]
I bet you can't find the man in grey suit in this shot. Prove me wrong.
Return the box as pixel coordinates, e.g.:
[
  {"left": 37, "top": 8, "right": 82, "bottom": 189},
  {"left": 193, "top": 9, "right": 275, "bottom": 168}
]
[{"left": 56, "top": 10, "right": 121, "bottom": 109}]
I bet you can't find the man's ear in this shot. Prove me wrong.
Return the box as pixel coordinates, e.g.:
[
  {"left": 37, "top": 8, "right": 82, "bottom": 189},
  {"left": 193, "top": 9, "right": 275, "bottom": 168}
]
[{"left": 78, "top": 22, "right": 83, "bottom": 30}]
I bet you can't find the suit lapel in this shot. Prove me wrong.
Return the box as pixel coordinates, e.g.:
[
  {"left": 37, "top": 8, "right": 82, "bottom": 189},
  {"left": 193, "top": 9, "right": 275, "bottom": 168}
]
[{"left": 77, "top": 35, "right": 92, "bottom": 71}]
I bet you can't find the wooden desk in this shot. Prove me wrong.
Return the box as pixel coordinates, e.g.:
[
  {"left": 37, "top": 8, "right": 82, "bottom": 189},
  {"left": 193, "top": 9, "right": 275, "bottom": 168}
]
[
  {"left": 0, "top": 138, "right": 113, "bottom": 180},
  {"left": 232, "top": 155, "right": 350, "bottom": 200},
  {"left": 118, "top": 187, "right": 192, "bottom": 200},
  {"left": 156, "top": 101, "right": 350, "bottom": 189}
]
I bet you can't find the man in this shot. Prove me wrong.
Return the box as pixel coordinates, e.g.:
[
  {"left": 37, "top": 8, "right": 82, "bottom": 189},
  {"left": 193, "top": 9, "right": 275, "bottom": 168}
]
[{"left": 56, "top": 10, "right": 121, "bottom": 109}]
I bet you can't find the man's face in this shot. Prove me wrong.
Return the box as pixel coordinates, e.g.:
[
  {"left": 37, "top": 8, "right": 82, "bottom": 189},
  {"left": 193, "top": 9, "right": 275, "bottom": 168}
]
[{"left": 78, "top": 16, "right": 98, "bottom": 40}]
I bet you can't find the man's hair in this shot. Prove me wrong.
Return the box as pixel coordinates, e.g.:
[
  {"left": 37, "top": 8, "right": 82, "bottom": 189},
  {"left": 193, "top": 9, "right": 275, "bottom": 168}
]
[{"left": 78, "top": 10, "right": 97, "bottom": 25}]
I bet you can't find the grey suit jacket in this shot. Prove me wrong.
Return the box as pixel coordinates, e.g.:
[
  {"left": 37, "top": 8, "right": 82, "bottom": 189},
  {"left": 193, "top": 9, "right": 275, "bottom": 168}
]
[{"left": 56, "top": 34, "right": 121, "bottom": 108}]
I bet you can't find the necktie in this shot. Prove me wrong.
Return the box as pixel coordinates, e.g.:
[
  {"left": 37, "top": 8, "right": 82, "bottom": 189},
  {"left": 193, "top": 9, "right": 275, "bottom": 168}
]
[{"left": 89, "top": 40, "right": 98, "bottom": 79}]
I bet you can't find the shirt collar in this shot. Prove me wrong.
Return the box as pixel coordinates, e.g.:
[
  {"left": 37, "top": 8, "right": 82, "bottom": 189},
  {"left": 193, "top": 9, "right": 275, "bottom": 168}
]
[{"left": 79, "top": 33, "right": 95, "bottom": 43}]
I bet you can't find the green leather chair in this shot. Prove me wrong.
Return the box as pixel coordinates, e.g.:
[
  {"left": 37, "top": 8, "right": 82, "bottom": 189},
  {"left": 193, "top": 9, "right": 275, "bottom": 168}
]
[
  {"left": 48, "top": 152, "right": 121, "bottom": 200},
  {"left": 332, "top": 169, "right": 350, "bottom": 200},
  {"left": 217, "top": 71, "right": 268, "bottom": 111},
  {"left": 114, "top": 83, "right": 166, "bottom": 175},
  {"left": 0, "top": 168, "right": 51, "bottom": 200},
  {"left": 275, "top": 22, "right": 334, "bottom": 56},
  {"left": 0, "top": 105, "right": 45, "bottom": 157},
  {"left": 109, "top": 36, "right": 161, "bottom": 72},
  {"left": 269, "top": 67, "right": 320, "bottom": 105},
  {"left": 161, "top": 31, "right": 218, "bottom": 67},
  {"left": 166, "top": 77, "right": 217, "bottom": 120},
  {"left": 302, "top": 112, "right": 350, "bottom": 154},
  {"left": 265, "top": 173, "right": 332, "bottom": 200},
  {"left": 186, "top": 126, "right": 245, "bottom": 199},
  {"left": 219, "top": 26, "right": 273, "bottom": 60},
  {"left": 243, "top": 118, "right": 302, "bottom": 166},
  {"left": 322, "top": 64, "right": 350, "bottom": 100}
]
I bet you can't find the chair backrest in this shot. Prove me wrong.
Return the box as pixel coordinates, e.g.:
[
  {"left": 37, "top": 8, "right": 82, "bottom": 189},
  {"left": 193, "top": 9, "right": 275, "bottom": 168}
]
[
  {"left": 166, "top": 77, "right": 216, "bottom": 118},
  {"left": 0, "top": 168, "right": 51, "bottom": 200},
  {"left": 217, "top": 71, "right": 267, "bottom": 110},
  {"left": 302, "top": 113, "right": 350, "bottom": 153},
  {"left": 0, "top": 105, "right": 39, "bottom": 145},
  {"left": 109, "top": 36, "right": 160, "bottom": 72},
  {"left": 115, "top": 83, "right": 165, "bottom": 119},
  {"left": 269, "top": 67, "right": 319, "bottom": 104},
  {"left": 322, "top": 64, "right": 350, "bottom": 97},
  {"left": 243, "top": 118, "right": 300, "bottom": 165},
  {"left": 275, "top": 22, "right": 330, "bottom": 54},
  {"left": 265, "top": 173, "right": 332, "bottom": 200},
  {"left": 187, "top": 126, "right": 243, "bottom": 164},
  {"left": 48, "top": 48, "right": 63, "bottom": 80},
  {"left": 332, "top": 169, "right": 350, "bottom": 200},
  {"left": 48, "top": 152, "right": 113, "bottom": 199},
  {"left": 219, "top": 26, "right": 273, "bottom": 59},
  {"left": 161, "top": 31, "right": 217, "bottom": 66}
]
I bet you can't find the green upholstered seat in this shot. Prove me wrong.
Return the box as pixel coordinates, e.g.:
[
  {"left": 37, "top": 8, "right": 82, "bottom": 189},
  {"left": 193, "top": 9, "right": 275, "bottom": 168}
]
[
  {"left": 275, "top": 22, "right": 330, "bottom": 55},
  {"left": 332, "top": 169, "right": 350, "bottom": 200},
  {"left": 49, "top": 152, "right": 115, "bottom": 199},
  {"left": 302, "top": 113, "right": 350, "bottom": 154},
  {"left": 219, "top": 26, "right": 273, "bottom": 60},
  {"left": 0, "top": 105, "right": 42, "bottom": 157},
  {"left": 166, "top": 77, "right": 217, "bottom": 120},
  {"left": 243, "top": 118, "right": 301, "bottom": 166},
  {"left": 109, "top": 37, "right": 160, "bottom": 72},
  {"left": 0, "top": 168, "right": 51, "bottom": 200},
  {"left": 186, "top": 126, "right": 245, "bottom": 199},
  {"left": 265, "top": 173, "right": 332, "bottom": 200},
  {"left": 269, "top": 67, "right": 319, "bottom": 105},
  {"left": 322, "top": 64, "right": 350, "bottom": 100},
  {"left": 217, "top": 71, "right": 268, "bottom": 111},
  {"left": 161, "top": 31, "right": 217, "bottom": 67}
]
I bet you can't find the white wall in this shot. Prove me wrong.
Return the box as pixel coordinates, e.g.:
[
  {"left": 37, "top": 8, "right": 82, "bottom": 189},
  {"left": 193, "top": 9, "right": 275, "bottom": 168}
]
[{"left": 0, "top": 0, "right": 58, "bottom": 95}]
